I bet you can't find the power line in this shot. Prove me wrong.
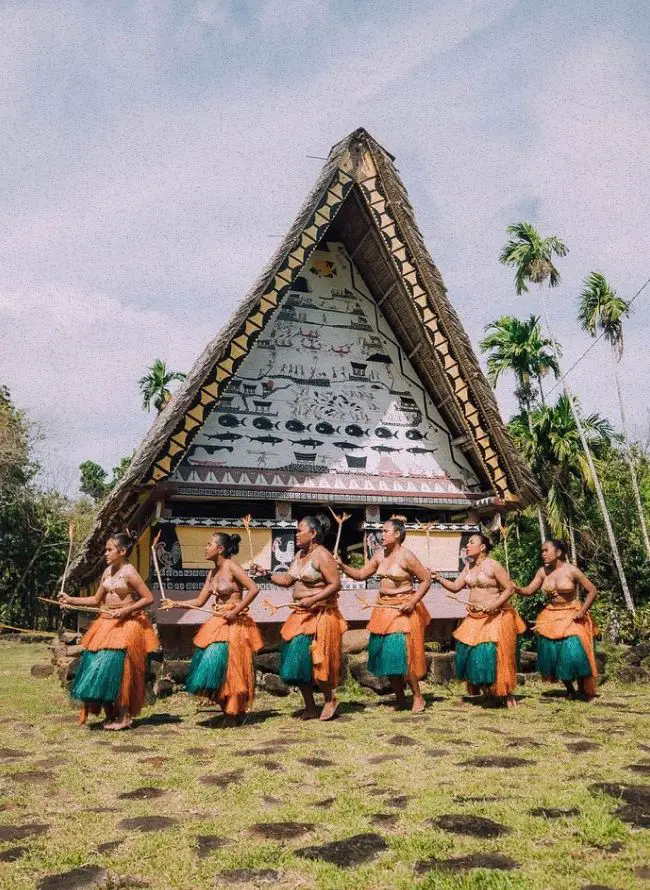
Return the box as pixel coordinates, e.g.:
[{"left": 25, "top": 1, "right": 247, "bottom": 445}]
[{"left": 547, "top": 274, "right": 650, "bottom": 397}]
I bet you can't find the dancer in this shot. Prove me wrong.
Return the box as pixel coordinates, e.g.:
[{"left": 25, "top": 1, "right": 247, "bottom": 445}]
[
  {"left": 59, "top": 532, "right": 159, "bottom": 730},
  {"left": 434, "top": 533, "right": 524, "bottom": 708},
  {"left": 254, "top": 515, "right": 346, "bottom": 721},
  {"left": 516, "top": 539, "right": 598, "bottom": 700},
  {"left": 338, "top": 516, "right": 431, "bottom": 713},
  {"left": 161, "top": 532, "right": 263, "bottom": 726}
]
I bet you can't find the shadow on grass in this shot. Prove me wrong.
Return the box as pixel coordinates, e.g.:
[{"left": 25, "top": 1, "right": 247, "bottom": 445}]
[{"left": 196, "top": 709, "right": 281, "bottom": 728}]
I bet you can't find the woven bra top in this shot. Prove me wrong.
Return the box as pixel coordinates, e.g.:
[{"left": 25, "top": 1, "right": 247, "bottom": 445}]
[
  {"left": 288, "top": 555, "right": 323, "bottom": 586},
  {"left": 542, "top": 577, "right": 577, "bottom": 597},
  {"left": 102, "top": 568, "right": 132, "bottom": 597},
  {"left": 465, "top": 565, "right": 496, "bottom": 589},
  {"left": 377, "top": 558, "right": 411, "bottom": 584},
  {"left": 211, "top": 573, "right": 239, "bottom": 600}
]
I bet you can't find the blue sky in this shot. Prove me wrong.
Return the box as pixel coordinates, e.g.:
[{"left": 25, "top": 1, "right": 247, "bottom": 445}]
[{"left": 1, "top": 0, "right": 648, "bottom": 494}]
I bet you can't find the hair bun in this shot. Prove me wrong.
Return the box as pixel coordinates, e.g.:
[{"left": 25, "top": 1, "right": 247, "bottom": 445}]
[
  {"left": 316, "top": 513, "right": 332, "bottom": 536},
  {"left": 230, "top": 533, "right": 241, "bottom": 545},
  {"left": 390, "top": 514, "right": 407, "bottom": 523},
  {"left": 125, "top": 527, "right": 138, "bottom": 542}
]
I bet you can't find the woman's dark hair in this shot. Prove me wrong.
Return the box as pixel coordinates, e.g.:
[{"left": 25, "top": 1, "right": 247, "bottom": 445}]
[
  {"left": 545, "top": 538, "right": 567, "bottom": 560},
  {"left": 214, "top": 532, "right": 241, "bottom": 558},
  {"left": 300, "top": 514, "right": 331, "bottom": 545},
  {"left": 110, "top": 530, "right": 137, "bottom": 555},
  {"left": 386, "top": 515, "right": 407, "bottom": 543},
  {"left": 473, "top": 532, "right": 492, "bottom": 553}
]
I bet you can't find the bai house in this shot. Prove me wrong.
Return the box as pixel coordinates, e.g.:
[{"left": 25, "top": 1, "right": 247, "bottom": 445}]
[{"left": 69, "top": 129, "right": 539, "bottom": 653}]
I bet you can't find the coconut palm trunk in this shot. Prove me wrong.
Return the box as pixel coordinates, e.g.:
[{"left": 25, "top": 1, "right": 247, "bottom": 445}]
[
  {"left": 539, "top": 286, "right": 635, "bottom": 612},
  {"left": 612, "top": 351, "right": 650, "bottom": 560}
]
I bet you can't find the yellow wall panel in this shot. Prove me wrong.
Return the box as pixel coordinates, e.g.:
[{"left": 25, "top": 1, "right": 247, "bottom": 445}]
[{"left": 176, "top": 526, "right": 272, "bottom": 570}]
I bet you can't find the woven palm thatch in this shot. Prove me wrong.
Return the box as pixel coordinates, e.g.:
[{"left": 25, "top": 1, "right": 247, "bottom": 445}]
[{"left": 70, "top": 128, "right": 540, "bottom": 585}]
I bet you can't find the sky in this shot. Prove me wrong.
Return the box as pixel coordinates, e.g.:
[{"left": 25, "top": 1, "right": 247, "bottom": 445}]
[{"left": 1, "top": 0, "right": 648, "bottom": 496}]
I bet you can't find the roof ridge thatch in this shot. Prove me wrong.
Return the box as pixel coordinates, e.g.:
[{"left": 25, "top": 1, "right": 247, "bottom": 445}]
[{"left": 70, "top": 128, "right": 539, "bottom": 584}]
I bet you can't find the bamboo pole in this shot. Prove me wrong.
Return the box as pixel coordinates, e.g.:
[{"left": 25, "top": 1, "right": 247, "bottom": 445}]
[{"left": 327, "top": 506, "right": 351, "bottom": 558}]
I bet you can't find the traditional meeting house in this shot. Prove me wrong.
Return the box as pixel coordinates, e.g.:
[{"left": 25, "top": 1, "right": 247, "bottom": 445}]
[{"left": 70, "top": 129, "right": 539, "bottom": 654}]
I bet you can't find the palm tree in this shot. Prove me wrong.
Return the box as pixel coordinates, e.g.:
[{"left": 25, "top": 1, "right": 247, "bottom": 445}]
[
  {"left": 579, "top": 272, "right": 650, "bottom": 560},
  {"left": 500, "top": 222, "right": 634, "bottom": 611},
  {"left": 510, "top": 396, "right": 614, "bottom": 563},
  {"left": 139, "top": 360, "right": 186, "bottom": 413},
  {"left": 480, "top": 314, "right": 559, "bottom": 411}
]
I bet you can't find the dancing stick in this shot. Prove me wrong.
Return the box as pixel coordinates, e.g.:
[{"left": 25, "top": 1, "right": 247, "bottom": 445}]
[
  {"left": 1, "top": 622, "right": 57, "bottom": 637},
  {"left": 327, "top": 506, "right": 351, "bottom": 558},
  {"left": 241, "top": 514, "right": 254, "bottom": 568},
  {"left": 59, "top": 521, "right": 75, "bottom": 595},
  {"left": 261, "top": 598, "right": 295, "bottom": 617},
  {"left": 416, "top": 519, "right": 435, "bottom": 565},
  {"left": 37, "top": 596, "right": 113, "bottom": 616},
  {"left": 354, "top": 592, "right": 402, "bottom": 611}
]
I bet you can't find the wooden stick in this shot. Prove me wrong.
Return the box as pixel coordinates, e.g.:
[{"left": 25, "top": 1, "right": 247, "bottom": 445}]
[
  {"left": 59, "top": 521, "right": 75, "bottom": 595},
  {"left": 37, "top": 596, "right": 112, "bottom": 615},
  {"left": 443, "top": 591, "right": 472, "bottom": 607},
  {"left": 1, "top": 622, "right": 56, "bottom": 637},
  {"left": 151, "top": 531, "right": 167, "bottom": 607},
  {"left": 261, "top": 598, "right": 294, "bottom": 617},
  {"left": 241, "top": 514, "right": 254, "bottom": 568},
  {"left": 327, "top": 506, "right": 351, "bottom": 558},
  {"left": 416, "top": 519, "right": 435, "bottom": 565},
  {"left": 159, "top": 601, "right": 217, "bottom": 616}
]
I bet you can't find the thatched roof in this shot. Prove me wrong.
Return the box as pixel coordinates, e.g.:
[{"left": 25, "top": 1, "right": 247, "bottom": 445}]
[{"left": 70, "top": 128, "right": 540, "bottom": 584}]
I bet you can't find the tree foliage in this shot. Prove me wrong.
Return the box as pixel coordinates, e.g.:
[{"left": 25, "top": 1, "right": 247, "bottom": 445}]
[{"left": 138, "top": 359, "right": 186, "bottom": 413}]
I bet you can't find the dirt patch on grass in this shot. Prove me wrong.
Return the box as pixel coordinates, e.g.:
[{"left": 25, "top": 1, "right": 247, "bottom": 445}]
[
  {"left": 199, "top": 770, "right": 244, "bottom": 787},
  {"left": 529, "top": 807, "right": 579, "bottom": 818},
  {"left": 370, "top": 813, "right": 398, "bottom": 828},
  {"left": 566, "top": 741, "right": 601, "bottom": 753},
  {"left": 367, "top": 753, "right": 400, "bottom": 764},
  {"left": 298, "top": 757, "right": 333, "bottom": 767},
  {"left": 37, "top": 865, "right": 108, "bottom": 890},
  {"left": 251, "top": 821, "right": 313, "bottom": 840},
  {"left": 0, "top": 846, "right": 26, "bottom": 861},
  {"left": 0, "top": 822, "right": 49, "bottom": 841},
  {"left": 297, "top": 832, "right": 388, "bottom": 867},
  {"left": 117, "top": 816, "right": 178, "bottom": 832},
  {"left": 195, "top": 834, "right": 230, "bottom": 858},
  {"left": 96, "top": 840, "right": 122, "bottom": 854},
  {"left": 384, "top": 795, "right": 410, "bottom": 809},
  {"left": 215, "top": 868, "right": 279, "bottom": 885},
  {"left": 432, "top": 813, "right": 510, "bottom": 838},
  {"left": 117, "top": 787, "right": 166, "bottom": 800},
  {"left": 626, "top": 762, "right": 650, "bottom": 775},
  {"left": 460, "top": 756, "right": 534, "bottom": 768},
  {"left": 10, "top": 769, "right": 52, "bottom": 782},
  {"left": 0, "top": 746, "right": 28, "bottom": 759},
  {"left": 386, "top": 734, "right": 418, "bottom": 747},
  {"left": 416, "top": 853, "right": 519, "bottom": 872},
  {"left": 590, "top": 782, "right": 650, "bottom": 828}
]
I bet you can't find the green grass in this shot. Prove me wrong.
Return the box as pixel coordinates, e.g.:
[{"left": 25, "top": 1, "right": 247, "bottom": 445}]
[{"left": 0, "top": 640, "right": 649, "bottom": 889}]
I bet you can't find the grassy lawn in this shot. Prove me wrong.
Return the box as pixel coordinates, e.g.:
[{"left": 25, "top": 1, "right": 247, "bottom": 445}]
[{"left": 1, "top": 640, "right": 649, "bottom": 890}]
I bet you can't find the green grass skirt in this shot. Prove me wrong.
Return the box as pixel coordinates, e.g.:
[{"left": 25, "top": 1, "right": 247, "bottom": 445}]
[
  {"left": 71, "top": 649, "right": 125, "bottom": 704},
  {"left": 185, "top": 642, "right": 229, "bottom": 694},
  {"left": 537, "top": 635, "right": 592, "bottom": 682},
  {"left": 280, "top": 634, "right": 313, "bottom": 685},
  {"left": 455, "top": 641, "right": 497, "bottom": 686},
  {"left": 367, "top": 632, "right": 408, "bottom": 677}
]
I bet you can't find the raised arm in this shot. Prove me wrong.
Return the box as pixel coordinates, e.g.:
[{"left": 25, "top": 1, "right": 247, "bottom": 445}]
[
  {"left": 515, "top": 568, "right": 545, "bottom": 597},
  {"left": 400, "top": 549, "right": 431, "bottom": 613},
  {"left": 59, "top": 581, "right": 107, "bottom": 608},
  {"left": 111, "top": 566, "right": 154, "bottom": 619},
  {"left": 572, "top": 568, "right": 598, "bottom": 619},
  {"left": 337, "top": 553, "right": 380, "bottom": 581},
  {"left": 300, "top": 550, "right": 341, "bottom": 607},
  {"left": 226, "top": 561, "right": 260, "bottom": 619},
  {"left": 432, "top": 567, "right": 468, "bottom": 594}
]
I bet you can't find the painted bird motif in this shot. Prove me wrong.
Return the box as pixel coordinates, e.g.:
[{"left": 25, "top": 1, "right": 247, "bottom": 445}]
[{"left": 272, "top": 537, "right": 295, "bottom": 569}]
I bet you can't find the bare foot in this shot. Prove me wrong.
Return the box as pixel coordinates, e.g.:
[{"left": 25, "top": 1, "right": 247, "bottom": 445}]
[
  {"left": 106, "top": 718, "right": 133, "bottom": 731},
  {"left": 300, "top": 708, "right": 320, "bottom": 721},
  {"left": 411, "top": 696, "right": 426, "bottom": 714},
  {"left": 505, "top": 695, "right": 517, "bottom": 709},
  {"left": 320, "top": 698, "right": 339, "bottom": 721}
]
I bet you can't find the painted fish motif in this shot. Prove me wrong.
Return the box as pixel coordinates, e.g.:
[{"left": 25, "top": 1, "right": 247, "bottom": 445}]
[
  {"left": 345, "top": 424, "right": 367, "bottom": 438},
  {"left": 315, "top": 422, "right": 336, "bottom": 435},
  {"left": 194, "top": 445, "right": 234, "bottom": 454},
  {"left": 405, "top": 429, "right": 427, "bottom": 441},
  {"left": 206, "top": 432, "right": 243, "bottom": 442},
  {"left": 218, "top": 414, "right": 243, "bottom": 428},
  {"left": 286, "top": 419, "right": 307, "bottom": 432},
  {"left": 406, "top": 446, "right": 438, "bottom": 455},
  {"left": 290, "top": 438, "right": 324, "bottom": 447},
  {"left": 371, "top": 445, "right": 401, "bottom": 453},
  {"left": 253, "top": 417, "right": 275, "bottom": 430},
  {"left": 247, "top": 435, "right": 284, "bottom": 445},
  {"left": 375, "top": 427, "right": 397, "bottom": 439},
  {"left": 333, "top": 441, "right": 364, "bottom": 451}
]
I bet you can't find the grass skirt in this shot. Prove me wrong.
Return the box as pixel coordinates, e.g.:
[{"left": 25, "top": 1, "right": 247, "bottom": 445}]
[
  {"left": 186, "top": 643, "right": 229, "bottom": 695},
  {"left": 537, "top": 635, "right": 592, "bottom": 683},
  {"left": 280, "top": 634, "right": 313, "bottom": 685},
  {"left": 189, "top": 612, "right": 263, "bottom": 715},
  {"left": 368, "top": 632, "right": 408, "bottom": 677},
  {"left": 72, "top": 650, "right": 125, "bottom": 704},
  {"left": 455, "top": 641, "right": 497, "bottom": 686}
]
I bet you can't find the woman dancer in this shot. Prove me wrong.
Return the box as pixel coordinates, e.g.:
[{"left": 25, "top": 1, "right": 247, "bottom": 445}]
[
  {"left": 254, "top": 515, "right": 345, "bottom": 721},
  {"left": 59, "top": 532, "right": 159, "bottom": 730},
  {"left": 434, "top": 533, "right": 524, "bottom": 708},
  {"left": 516, "top": 539, "right": 598, "bottom": 700},
  {"left": 338, "top": 516, "right": 431, "bottom": 713},
  {"left": 161, "top": 532, "right": 263, "bottom": 726}
]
